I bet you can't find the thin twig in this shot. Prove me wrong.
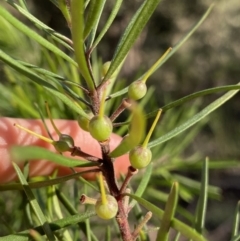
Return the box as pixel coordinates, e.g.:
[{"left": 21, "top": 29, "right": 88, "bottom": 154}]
[
  {"left": 119, "top": 166, "right": 138, "bottom": 194},
  {"left": 132, "top": 212, "right": 152, "bottom": 241},
  {"left": 71, "top": 146, "right": 101, "bottom": 162},
  {"left": 116, "top": 199, "right": 134, "bottom": 241},
  {"left": 110, "top": 98, "right": 132, "bottom": 122}
]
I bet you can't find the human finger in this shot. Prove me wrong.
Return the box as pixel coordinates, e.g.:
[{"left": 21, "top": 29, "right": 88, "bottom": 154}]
[{"left": 0, "top": 117, "right": 129, "bottom": 183}]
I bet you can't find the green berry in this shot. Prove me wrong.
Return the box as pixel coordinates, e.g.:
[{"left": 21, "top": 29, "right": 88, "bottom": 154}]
[
  {"left": 101, "top": 61, "right": 119, "bottom": 79},
  {"left": 89, "top": 116, "right": 113, "bottom": 141},
  {"left": 102, "top": 61, "right": 111, "bottom": 77},
  {"left": 129, "top": 146, "right": 152, "bottom": 169},
  {"left": 54, "top": 134, "right": 74, "bottom": 152},
  {"left": 95, "top": 195, "right": 118, "bottom": 220},
  {"left": 78, "top": 112, "right": 93, "bottom": 132},
  {"left": 128, "top": 80, "right": 147, "bottom": 100}
]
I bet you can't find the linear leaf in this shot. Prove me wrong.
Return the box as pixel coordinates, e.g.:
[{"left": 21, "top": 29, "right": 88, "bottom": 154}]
[
  {"left": 0, "top": 169, "right": 99, "bottom": 191},
  {"left": 146, "top": 84, "right": 240, "bottom": 119},
  {"left": 145, "top": 3, "right": 215, "bottom": 75},
  {"left": 103, "top": 0, "right": 162, "bottom": 82},
  {"left": 156, "top": 182, "right": 179, "bottom": 241},
  {"left": 108, "top": 3, "right": 215, "bottom": 99},
  {"left": 58, "top": 0, "right": 72, "bottom": 27},
  {"left": 12, "top": 163, "right": 56, "bottom": 241},
  {"left": 129, "top": 163, "right": 153, "bottom": 209},
  {"left": 0, "top": 6, "right": 76, "bottom": 66},
  {"left": 6, "top": 1, "right": 73, "bottom": 51},
  {"left": 231, "top": 234, "right": 240, "bottom": 241},
  {"left": 110, "top": 103, "right": 145, "bottom": 157},
  {"left": 0, "top": 83, "right": 39, "bottom": 118},
  {"left": 18, "top": 60, "right": 65, "bottom": 80},
  {"left": 11, "top": 146, "right": 98, "bottom": 168},
  {"left": 0, "top": 50, "right": 57, "bottom": 89},
  {"left": 91, "top": 0, "right": 123, "bottom": 51},
  {"left": 148, "top": 86, "right": 240, "bottom": 149},
  {"left": 0, "top": 50, "right": 89, "bottom": 118},
  {"left": 71, "top": 0, "right": 95, "bottom": 90},
  {"left": 0, "top": 211, "right": 95, "bottom": 241},
  {"left": 195, "top": 158, "right": 208, "bottom": 234},
  {"left": 46, "top": 88, "right": 88, "bottom": 118},
  {"left": 84, "top": 0, "right": 106, "bottom": 40},
  {"left": 126, "top": 194, "right": 207, "bottom": 241},
  {"left": 231, "top": 201, "right": 240, "bottom": 240},
  {"left": 49, "top": 0, "right": 59, "bottom": 8}
]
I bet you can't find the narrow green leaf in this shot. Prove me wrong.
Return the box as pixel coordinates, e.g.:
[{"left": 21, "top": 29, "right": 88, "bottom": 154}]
[
  {"left": 17, "top": 0, "right": 28, "bottom": 11},
  {"left": 18, "top": 60, "right": 65, "bottom": 80},
  {"left": 110, "top": 84, "right": 240, "bottom": 105},
  {"left": 46, "top": 88, "right": 89, "bottom": 118},
  {"left": 173, "top": 232, "right": 181, "bottom": 241},
  {"left": 148, "top": 86, "right": 240, "bottom": 149},
  {"left": 174, "top": 160, "right": 240, "bottom": 170},
  {"left": 49, "top": 0, "right": 59, "bottom": 8},
  {"left": 231, "top": 201, "right": 240, "bottom": 240},
  {"left": 91, "top": 0, "right": 123, "bottom": 51},
  {"left": 58, "top": 0, "right": 72, "bottom": 27},
  {"left": 146, "top": 3, "right": 215, "bottom": 75},
  {"left": 71, "top": 0, "right": 95, "bottom": 90},
  {"left": 12, "top": 163, "right": 56, "bottom": 241},
  {"left": 11, "top": 146, "right": 98, "bottom": 168},
  {"left": 0, "top": 169, "right": 99, "bottom": 191},
  {"left": 0, "top": 50, "right": 89, "bottom": 118},
  {"left": 126, "top": 194, "right": 207, "bottom": 241},
  {"left": 156, "top": 182, "right": 179, "bottom": 241},
  {"left": 103, "top": 0, "right": 162, "bottom": 82},
  {"left": 0, "top": 211, "right": 95, "bottom": 241},
  {"left": 129, "top": 163, "right": 153, "bottom": 209},
  {"left": 84, "top": 0, "right": 106, "bottom": 40},
  {"left": 107, "top": 86, "right": 128, "bottom": 99},
  {"left": 6, "top": 1, "right": 73, "bottom": 51},
  {"left": 0, "top": 50, "right": 57, "bottom": 89},
  {"left": 171, "top": 174, "right": 220, "bottom": 200},
  {"left": 110, "top": 103, "right": 146, "bottom": 157},
  {"left": 231, "top": 234, "right": 240, "bottom": 241},
  {"left": 49, "top": 185, "right": 72, "bottom": 241},
  {"left": 0, "top": 6, "right": 76, "bottom": 66},
  {"left": 86, "top": 0, "right": 106, "bottom": 50},
  {"left": 195, "top": 158, "right": 209, "bottom": 234},
  {"left": 105, "top": 226, "right": 111, "bottom": 241},
  {"left": 150, "top": 85, "right": 240, "bottom": 118},
  {"left": 56, "top": 188, "right": 78, "bottom": 215},
  {"left": 85, "top": 218, "right": 92, "bottom": 241},
  {"left": 0, "top": 83, "right": 39, "bottom": 118},
  {"left": 108, "top": 3, "right": 215, "bottom": 99}
]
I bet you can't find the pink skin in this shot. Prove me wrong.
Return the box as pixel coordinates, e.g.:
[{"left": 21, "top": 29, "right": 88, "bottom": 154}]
[{"left": 0, "top": 118, "right": 130, "bottom": 183}]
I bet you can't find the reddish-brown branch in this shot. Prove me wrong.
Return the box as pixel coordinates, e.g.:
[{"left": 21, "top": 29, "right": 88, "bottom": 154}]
[
  {"left": 110, "top": 98, "right": 132, "bottom": 122},
  {"left": 99, "top": 140, "right": 120, "bottom": 197},
  {"left": 71, "top": 146, "right": 101, "bottom": 162},
  {"left": 116, "top": 199, "right": 133, "bottom": 241},
  {"left": 89, "top": 89, "right": 100, "bottom": 115},
  {"left": 119, "top": 166, "right": 138, "bottom": 194}
]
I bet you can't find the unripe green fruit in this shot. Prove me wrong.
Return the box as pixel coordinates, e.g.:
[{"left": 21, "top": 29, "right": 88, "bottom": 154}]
[
  {"left": 128, "top": 80, "right": 147, "bottom": 100},
  {"left": 77, "top": 112, "right": 94, "bottom": 132},
  {"left": 101, "top": 61, "right": 119, "bottom": 79},
  {"left": 53, "top": 134, "right": 74, "bottom": 152},
  {"left": 129, "top": 146, "right": 152, "bottom": 169},
  {"left": 101, "top": 61, "right": 111, "bottom": 77},
  {"left": 95, "top": 195, "right": 118, "bottom": 220},
  {"left": 89, "top": 116, "right": 113, "bottom": 141}
]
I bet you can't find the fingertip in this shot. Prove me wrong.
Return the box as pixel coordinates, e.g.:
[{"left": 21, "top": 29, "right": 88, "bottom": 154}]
[{"left": 0, "top": 118, "right": 130, "bottom": 183}]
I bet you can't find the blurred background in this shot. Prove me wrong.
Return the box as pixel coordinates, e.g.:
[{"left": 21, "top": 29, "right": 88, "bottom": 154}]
[{"left": 0, "top": 0, "right": 240, "bottom": 240}]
